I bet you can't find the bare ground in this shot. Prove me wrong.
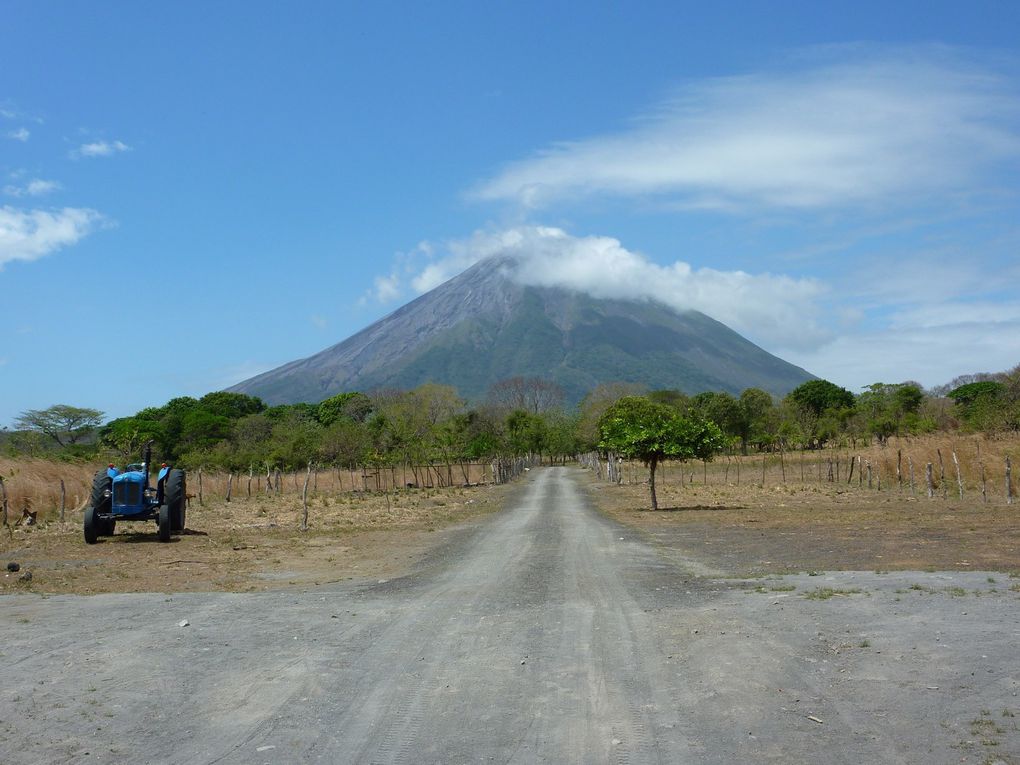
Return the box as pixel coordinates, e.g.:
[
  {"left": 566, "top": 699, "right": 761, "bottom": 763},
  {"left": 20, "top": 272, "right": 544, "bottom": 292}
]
[
  {"left": 584, "top": 474, "right": 1020, "bottom": 576},
  {"left": 0, "top": 483, "right": 511, "bottom": 595}
]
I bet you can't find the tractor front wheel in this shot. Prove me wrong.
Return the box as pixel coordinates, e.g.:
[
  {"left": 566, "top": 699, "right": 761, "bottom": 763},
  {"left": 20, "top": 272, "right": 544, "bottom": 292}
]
[
  {"left": 165, "top": 469, "right": 186, "bottom": 533},
  {"left": 157, "top": 504, "right": 172, "bottom": 543},
  {"left": 84, "top": 505, "right": 100, "bottom": 544},
  {"left": 85, "top": 471, "right": 111, "bottom": 544}
]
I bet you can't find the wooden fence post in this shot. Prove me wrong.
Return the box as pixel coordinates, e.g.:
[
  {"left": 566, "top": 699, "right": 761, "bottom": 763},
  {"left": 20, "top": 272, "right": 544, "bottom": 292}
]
[
  {"left": 225, "top": 473, "right": 233, "bottom": 503},
  {"left": 198, "top": 469, "right": 204, "bottom": 507},
  {"left": 60, "top": 479, "right": 66, "bottom": 522},
  {"left": 937, "top": 449, "right": 947, "bottom": 499},
  {"left": 908, "top": 457, "right": 916, "bottom": 495},
  {"left": 980, "top": 462, "right": 988, "bottom": 503},
  {"left": 1007, "top": 456, "right": 1014, "bottom": 506},
  {"left": 302, "top": 464, "right": 311, "bottom": 530},
  {"left": 897, "top": 449, "right": 903, "bottom": 492},
  {"left": 1, "top": 475, "right": 10, "bottom": 534},
  {"left": 926, "top": 463, "right": 934, "bottom": 499},
  {"left": 952, "top": 451, "right": 963, "bottom": 500},
  {"left": 846, "top": 455, "right": 855, "bottom": 485}
]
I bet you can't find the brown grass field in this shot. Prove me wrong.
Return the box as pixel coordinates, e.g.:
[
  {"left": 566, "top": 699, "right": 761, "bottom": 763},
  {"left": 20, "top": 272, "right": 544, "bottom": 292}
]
[
  {"left": 586, "top": 432, "right": 1020, "bottom": 576},
  {"left": 0, "top": 470, "right": 510, "bottom": 595},
  {"left": 1, "top": 432, "right": 1018, "bottom": 594}
]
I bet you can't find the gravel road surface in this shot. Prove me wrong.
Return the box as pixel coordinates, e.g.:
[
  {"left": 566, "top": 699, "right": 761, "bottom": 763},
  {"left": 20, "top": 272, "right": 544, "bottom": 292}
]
[{"left": 2, "top": 467, "right": 1018, "bottom": 763}]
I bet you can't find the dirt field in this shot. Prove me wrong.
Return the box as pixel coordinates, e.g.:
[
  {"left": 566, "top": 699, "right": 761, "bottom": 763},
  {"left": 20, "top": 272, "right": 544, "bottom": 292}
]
[
  {"left": 585, "top": 467, "right": 1020, "bottom": 575},
  {"left": 0, "top": 483, "right": 511, "bottom": 595}
]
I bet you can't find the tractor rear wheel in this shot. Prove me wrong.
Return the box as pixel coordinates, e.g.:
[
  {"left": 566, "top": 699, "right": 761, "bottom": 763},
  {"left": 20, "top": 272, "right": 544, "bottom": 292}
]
[
  {"left": 165, "top": 469, "right": 186, "bottom": 533},
  {"left": 85, "top": 471, "right": 111, "bottom": 544},
  {"left": 157, "top": 504, "right": 172, "bottom": 542}
]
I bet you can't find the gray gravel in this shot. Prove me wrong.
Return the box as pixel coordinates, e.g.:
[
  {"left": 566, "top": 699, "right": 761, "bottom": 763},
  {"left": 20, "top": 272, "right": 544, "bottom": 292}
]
[{"left": 1, "top": 466, "right": 1018, "bottom": 764}]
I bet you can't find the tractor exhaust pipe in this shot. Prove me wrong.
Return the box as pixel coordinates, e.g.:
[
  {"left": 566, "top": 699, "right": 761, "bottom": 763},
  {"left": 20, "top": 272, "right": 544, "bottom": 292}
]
[{"left": 142, "top": 440, "right": 154, "bottom": 477}]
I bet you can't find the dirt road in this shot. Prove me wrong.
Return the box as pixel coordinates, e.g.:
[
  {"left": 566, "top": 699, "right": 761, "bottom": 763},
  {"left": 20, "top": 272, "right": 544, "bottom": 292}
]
[{"left": 2, "top": 467, "right": 1018, "bottom": 763}]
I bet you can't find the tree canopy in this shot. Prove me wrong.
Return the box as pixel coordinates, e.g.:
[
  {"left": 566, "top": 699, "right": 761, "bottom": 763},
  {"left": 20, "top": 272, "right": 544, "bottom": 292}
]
[
  {"left": 598, "top": 396, "right": 723, "bottom": 510},
  {"left": 15, "top": 404, "right": 104, "bottom": 447}
]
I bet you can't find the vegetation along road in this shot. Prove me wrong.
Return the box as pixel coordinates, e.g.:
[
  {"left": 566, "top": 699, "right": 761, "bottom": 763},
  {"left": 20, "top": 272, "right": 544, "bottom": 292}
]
[{"left": 2, "top": 467, "right": 1018, "bottom": 763}]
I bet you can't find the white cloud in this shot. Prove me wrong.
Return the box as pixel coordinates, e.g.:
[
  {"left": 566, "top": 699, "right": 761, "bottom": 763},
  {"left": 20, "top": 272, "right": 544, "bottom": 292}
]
[
  {"left": 788, "top": 318, "right": 1020, "bottom": 391},
  {"left": 26, "top": 179, "right": 59, "bottom": 196},
  {"left": 74, "top": 139, "right": 131, "bottom": 158},
  {"left": 361, "top": 241, "right": 438, "bottom": 304},
  {"left": 3, "top": 178, "right": 61, "bottom": 198},
  {"left": 407, "top": 226, "right": 830, "bottom": 351},
  {"left": 0, "top": 206, "right": 104, "bottom": 267},
  {"left": 7, "top": 127, "right": 29, "bottom": 142},
  {"left": 474, "top": 48, "right": 1020, "bottom": 212},
  {"left": 372, "top": 273, "right": 401, "bottom": 303}
]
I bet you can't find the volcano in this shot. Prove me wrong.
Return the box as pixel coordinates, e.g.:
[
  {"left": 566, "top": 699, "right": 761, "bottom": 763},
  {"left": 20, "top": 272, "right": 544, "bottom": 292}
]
[{"left": 229, "top": 256, "right": 813, "bottom": 405}]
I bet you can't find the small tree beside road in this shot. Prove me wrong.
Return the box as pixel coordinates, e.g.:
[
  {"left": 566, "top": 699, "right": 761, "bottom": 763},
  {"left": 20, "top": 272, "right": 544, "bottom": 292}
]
[{"left": 598, "top": 396, "right": 723, "bottom": 511}]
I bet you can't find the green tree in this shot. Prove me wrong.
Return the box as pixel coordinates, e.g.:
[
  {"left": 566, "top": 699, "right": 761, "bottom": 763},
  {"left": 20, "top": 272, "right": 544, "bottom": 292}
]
[
  {"left": 690, "top": 391, "right": 740, "bottom": 439},
  {"left": 856, "top": 382, "right": 925, "bottom": 444},
  {"left": 267, "top": 410, "right": 322, "bottom": 469},
  {"left": 197, "top": 391, "right": 266, "bottom": 420},
  {"left": 948, "top": 381, "right": 1007, "bottom": 431},
  {"left": 15, "top": 404, "right": 105, "bottom": 447},
  {"left": 100, "top": 417, "right": 167, "bottom": 458},
  {"left": 785, "top": 380, "right": 855, "bottom": 448},
  {"left": 316, "top": 392, "right": 373, "bottom": 426},
  {"left": 598, "top": 397, "right": 723, "bottom": 511},
  {"left": 320, "top": 418, "right": 372, "bottom": 468},
  {"left": 576, "top": 382, "right": 647, "bottom": 448},
  {"left": 788, "top": 380, "right": 855, "bottom": 416},
  {"left": 505, "top": 410, "right": 547, "bottom": 457},
  {"left": 735, "top": 388, "right": 774, "bottom": 455}
]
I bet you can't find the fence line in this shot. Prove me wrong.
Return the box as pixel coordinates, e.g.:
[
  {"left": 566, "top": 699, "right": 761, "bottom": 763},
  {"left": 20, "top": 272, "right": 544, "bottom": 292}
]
[{"left": 578, "top": 441, "right": 1020, "bottom": 505}]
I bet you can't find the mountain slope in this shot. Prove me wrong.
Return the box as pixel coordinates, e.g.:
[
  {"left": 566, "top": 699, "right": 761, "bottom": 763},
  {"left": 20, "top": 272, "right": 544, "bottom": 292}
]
[{"left": 229, "top": 257, "right": 814, "bottom": 405}]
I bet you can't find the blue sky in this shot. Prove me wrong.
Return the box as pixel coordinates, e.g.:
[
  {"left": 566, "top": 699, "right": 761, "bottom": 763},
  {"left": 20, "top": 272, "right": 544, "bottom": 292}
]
[{"left": 2, "top": 1, "right": 1019, "bottom": 427}]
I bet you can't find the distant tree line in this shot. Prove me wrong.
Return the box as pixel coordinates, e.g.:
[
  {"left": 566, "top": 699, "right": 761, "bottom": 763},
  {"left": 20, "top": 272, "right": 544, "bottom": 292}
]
[{"left": 3, "top": 364, "right": 1019, "bottom": 470}]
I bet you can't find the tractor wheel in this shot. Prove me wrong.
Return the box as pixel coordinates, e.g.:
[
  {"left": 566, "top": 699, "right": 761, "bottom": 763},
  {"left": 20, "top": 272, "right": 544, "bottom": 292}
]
[
  {"left": 157, "top": 504, "right": 172, "bottom": 543},
  {"left": 85, "top": 471, "right": 111, "bottom": 544},
  {"left": 165, "top": 469, "right": 186, "bottom": 533},
  {"left": 102, "top": 519, "right": 117, "bottom": 537},
  {"left": 84, "top": 505, "right": 100, "bottom": 544}
]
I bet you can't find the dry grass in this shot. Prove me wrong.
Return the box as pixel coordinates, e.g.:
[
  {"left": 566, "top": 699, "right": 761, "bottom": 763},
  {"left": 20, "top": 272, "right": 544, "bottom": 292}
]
[
  {"left": 0, "top": 457, "right": 96, "bottom": 523},
  {"left": 588, "top": 438, "right": 1020, "bottom": 575},
  {"left": 630, "top": 432, "right": 1020, "bottom": 502}
]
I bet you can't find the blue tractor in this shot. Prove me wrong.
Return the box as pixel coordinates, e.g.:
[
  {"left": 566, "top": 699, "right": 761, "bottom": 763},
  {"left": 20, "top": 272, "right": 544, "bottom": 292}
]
[{"left": 84, "top": 442, "right": 186, "bottom": 543}]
